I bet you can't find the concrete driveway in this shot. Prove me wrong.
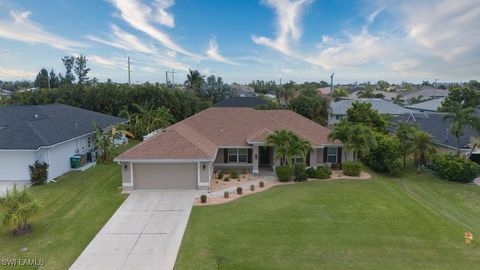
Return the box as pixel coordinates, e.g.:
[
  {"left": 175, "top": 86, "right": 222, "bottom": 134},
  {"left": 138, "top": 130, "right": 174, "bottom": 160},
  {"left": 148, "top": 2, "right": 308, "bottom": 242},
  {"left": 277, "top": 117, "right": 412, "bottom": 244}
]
[
  {"left": 70, "top": 189, "right": 196, "bottom": 270},
  {"left": 0, "top": 180, "right": 29, "bottom": 196}
]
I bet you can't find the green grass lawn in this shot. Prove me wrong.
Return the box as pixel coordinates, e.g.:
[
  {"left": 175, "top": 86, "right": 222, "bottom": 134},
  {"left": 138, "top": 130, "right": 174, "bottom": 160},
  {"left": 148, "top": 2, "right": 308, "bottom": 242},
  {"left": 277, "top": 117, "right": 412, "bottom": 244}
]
[
  {"left": 176, "top": 166, "right": 480, "bottom": 270},
  {"left": 0, "top": 142, "right": 137, "bottom": 270}
]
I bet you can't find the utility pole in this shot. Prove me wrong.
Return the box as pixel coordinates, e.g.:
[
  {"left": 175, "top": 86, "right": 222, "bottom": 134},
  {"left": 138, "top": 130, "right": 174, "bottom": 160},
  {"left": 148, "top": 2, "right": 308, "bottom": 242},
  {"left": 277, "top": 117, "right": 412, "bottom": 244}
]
[
  {"left": 47, "top": 70, "right": 51, "bottom": 91},
  {"left": 330, "top": 73, "right": 335, "bottom": 95},
  {"left": 279, "top": 78, "right": 282, "bottom": 86},
  {"left": 127, "top": 56, "right": 131, "bottom": 86},
  {"left": 171, "top": 69, "right": 176, "bottom": 85},
  {"left": 165, "top": 71, "right": 169, "bottom": 85}
]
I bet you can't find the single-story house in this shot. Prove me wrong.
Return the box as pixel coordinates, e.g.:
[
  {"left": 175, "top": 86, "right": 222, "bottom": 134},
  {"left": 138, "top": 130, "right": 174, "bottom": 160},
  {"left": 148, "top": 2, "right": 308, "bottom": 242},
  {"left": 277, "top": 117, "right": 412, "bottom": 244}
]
[
  {"left": 114, "top": 107, "right": 345, "bottom": 191},
  {"left": 400, "top": 87, "right": 449, "bottom": 102},
  {"left": 214, "top": 96, "right": 267, "bottom": 108},
  {"left": 328, "top": 98, "right": 412, "bottom": 125},
  {"left": 404, "top": 97, "right": 445, "bottom": 112},
  {"left": 0, "top": 104, "right": 126, "bottom": 182},
  {"left": 391, "top": 112, "right": 477, "bottom": 158}
]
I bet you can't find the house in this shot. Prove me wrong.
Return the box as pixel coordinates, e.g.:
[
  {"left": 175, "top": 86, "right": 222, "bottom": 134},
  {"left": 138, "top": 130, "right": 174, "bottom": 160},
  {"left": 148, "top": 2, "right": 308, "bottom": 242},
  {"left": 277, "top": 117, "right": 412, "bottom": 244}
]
[
  {"left": 114, "top": 107, "right": 345, "bottom": 191},
  {"left": 214, "top": 96, "right": 268, "bottom": 108},
  {"left": 0, "top": 104, "right": 126, "bottom": 182},
  {"left": 405, "top": 97, "right": 445, "bottom": 112},
  {"left": 400, "top": 87, "right": 449, "bottom": 102},
  {"left": 231, "top": 84, "right": 256, "bottom": 97},
  {"left": 328, "top": 98, "right": 412, "bottom": 125},
  {"left": 391, "top": 112, "right": 477, "bottom": 157}
]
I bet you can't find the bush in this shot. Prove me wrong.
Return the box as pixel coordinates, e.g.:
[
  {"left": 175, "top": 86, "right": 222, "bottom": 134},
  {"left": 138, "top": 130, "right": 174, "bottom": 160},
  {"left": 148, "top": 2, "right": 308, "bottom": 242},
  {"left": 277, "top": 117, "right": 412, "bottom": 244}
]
[
  {"left": 0, "top": 185, "right": 40, "bottom": 235},
  {"left": 230, "top": 170, "right": 239, "bottom": 179},
  {"left": 315, "top": 166, "right": 332, "bottom": 179},
  {"left": 200, "top": 195, "right": 207, "bottom": 203},
  {"left": 237, "top": 187, "right": 243, "bottom": 195},
  {"left": 363, "top": 133, "right": 402, "bottom": 174},
  {"left": 250, "top": 184, "right": 255, "bottom": 191},
  {"left": 217, "top": 171, "right": 224, "bottom": 179},
  {"left": 275, "top": 166, "right": 293, "bottom": 182},
  {"left": 431, "top": 154, "right": 480, "bottom": 183},
  {"left": 306, "top": 167, "right": 316, "bottom": 178},
  {"left": 28, "top": 161, "right": 49, "bottom": 185},
  {"left": 259, "top": 181, "right": 264, "bottom": 188},
  {"left": 294, "top": 164, "right": 308, "bottom": 182},
  {"left": 386, "top": 158, "right": 403, "bottom": 177},
  {"left": 342, "top": 161, "right": 362, "bottom": 176},
  {"left": 224, "top": 191, "right": 229, "bottom": 198},
  {"left": 224, "top": 177, "right": 230, "bottom": 182}
]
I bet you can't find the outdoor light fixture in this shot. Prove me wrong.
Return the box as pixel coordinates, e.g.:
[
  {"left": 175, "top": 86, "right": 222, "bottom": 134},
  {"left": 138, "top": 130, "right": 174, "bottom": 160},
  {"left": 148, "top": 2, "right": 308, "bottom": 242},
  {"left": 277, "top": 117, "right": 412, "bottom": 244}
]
[
  {"left": 123, "top": 164, "right": 128, "bottom": 171},
  {"left": 202, "top": 164, "right": 206, "bottom": 170}
]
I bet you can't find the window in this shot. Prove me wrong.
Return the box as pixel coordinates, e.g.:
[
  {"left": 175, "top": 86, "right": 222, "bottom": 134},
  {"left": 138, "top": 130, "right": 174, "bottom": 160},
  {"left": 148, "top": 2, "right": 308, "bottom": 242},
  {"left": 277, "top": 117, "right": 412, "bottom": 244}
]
[
  {"left": 291, "top": 155, "right": 304, "bottom": 164},
  {"left": 327, "top": 148, "right": 338, "bottom": 163},
  {"left": 228, "top": 148, "right": 249, "bottom": 163}
]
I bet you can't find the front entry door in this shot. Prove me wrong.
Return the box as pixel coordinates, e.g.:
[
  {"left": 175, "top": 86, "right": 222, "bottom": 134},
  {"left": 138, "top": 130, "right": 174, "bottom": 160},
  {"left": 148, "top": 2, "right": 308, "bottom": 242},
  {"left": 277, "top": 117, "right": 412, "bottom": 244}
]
[{"left": 259, "top": 146, "right": 271, "bottom": 166}]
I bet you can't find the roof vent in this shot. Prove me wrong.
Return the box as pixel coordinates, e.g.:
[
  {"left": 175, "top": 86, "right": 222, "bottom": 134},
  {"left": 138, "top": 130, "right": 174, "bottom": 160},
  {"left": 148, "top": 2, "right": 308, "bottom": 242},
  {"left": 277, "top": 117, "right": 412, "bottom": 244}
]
[
  {"left": 34, "top": 114, "right": 39, "bottom": 119},
  {"left": 75, "top": 123, "right": 79, "bottom": 128}
]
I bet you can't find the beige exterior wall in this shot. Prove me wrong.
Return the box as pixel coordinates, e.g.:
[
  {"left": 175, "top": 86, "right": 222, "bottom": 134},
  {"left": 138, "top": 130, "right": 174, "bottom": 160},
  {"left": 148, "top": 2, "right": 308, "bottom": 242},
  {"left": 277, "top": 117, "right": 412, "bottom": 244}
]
[
  {"left": 132, "top": 163, "right": 197, "bottom": 189},
  {"left": 253, "top": 146, "right": 259, "bottom": 175},
  {"left": 121, "top": 162, "right": 132, "bottom": 186},
  {"left": 309, "top": 149, "right": 318, "bottom": 167},
  {"left": 199, "top": 161, "right": 211, "bottom": 183},
  {"left": 317, "top": 148, "right": 324, "bottom": 164},
  {"left": 215, "top": 149, "right": 224, "bottom": 163}
]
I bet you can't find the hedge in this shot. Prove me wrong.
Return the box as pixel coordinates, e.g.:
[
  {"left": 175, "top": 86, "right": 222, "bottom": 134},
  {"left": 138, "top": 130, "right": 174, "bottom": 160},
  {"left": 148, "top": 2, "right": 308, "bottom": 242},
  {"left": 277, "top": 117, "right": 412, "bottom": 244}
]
[
  {"left": 275, "top": 166, "right": 293, "bottom": 182},
  {"left": 342, "top": 161, "right": 362, "bottom": 176},
  {"left": 431, "top": 154, "right": 480, "bottom": 183},
  {"left": 315, "top": 166, "right": 332, "bottom": 179}
]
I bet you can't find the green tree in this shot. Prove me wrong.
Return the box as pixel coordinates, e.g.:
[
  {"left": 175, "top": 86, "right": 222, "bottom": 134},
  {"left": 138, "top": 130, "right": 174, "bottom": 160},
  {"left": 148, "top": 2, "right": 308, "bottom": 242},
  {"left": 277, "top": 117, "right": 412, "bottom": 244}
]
[
  {"left": 34, "top": 68, "right": 49, "bottom": 88},
  {"left": 349, "top": 124, "right": 376, "bottom": 161},
  {"left": 328, "top": 119, "right": 351, "bottom": 161},
  {"left": 411, "top": 131, "right": 436, "bottom": 173},
  {"left": 49, "top": 69, "right": 60, "bottom": 88},
  {"left": 357, "top": 85, "right": 375, "bottom": 98},
  {"left": 61, "top": 56, "right": 75, "bottom": 84},
  {"left": 200, "top": 75, "right": 235, "bottom": 103},
  {"left": 363, "top": 133, "right": 402, "bottom": 174},
  {"left": 346, "top": 101, "right": 389, "bottom": 132},
  {"left": 443, "top": 107, "right": 478, "bottom": 155},
  {"left": 392, "top": 94, "right": 404, "bottom": 106},
  {"left": 377, "top": 80, "right": 390, "bottom": 91},
  {"left": 0, "top": 185, "right": 40, "bottom": 235},
  {"left": 288, "top": 93, "right": 329, "bottom": 125},
  {"left": 185, "top": 69, "right": 204, "bottom": 94},
  {"left": 74, "top": 55, "right": 90, "bottom": 85},
  {"left": 440, "top": 82, "right": 480, "bottom": 111},
  {"left": 93, "top": 126, "right": 115, "bottom": 163},
  {"left": 332, "top": 86, "right": 348, "bottom": 98},
  {"left": 266, "top": 130, "right": 311, "bottom": 167},
  {"left": 121, "top": 104, "right": 174, "bottom": 139},
  {"left": 395, "top": 122, "right": 417, "bottom": 167}
]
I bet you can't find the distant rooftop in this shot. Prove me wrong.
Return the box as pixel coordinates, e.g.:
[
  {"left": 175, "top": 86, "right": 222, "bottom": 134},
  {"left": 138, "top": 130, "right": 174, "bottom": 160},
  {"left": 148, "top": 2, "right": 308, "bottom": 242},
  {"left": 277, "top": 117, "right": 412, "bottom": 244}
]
[
  {"left": 214, "top": 96, "right": 267, "bottom": 108},
  {"left": 405, "top": 97, "right": 445, "bottom": 112},
  {"left": 330, "top": 98, "right": 412, "bottom": 115},
  {"left": 400, "top": 88, "right": 449, "bottom": 100}
]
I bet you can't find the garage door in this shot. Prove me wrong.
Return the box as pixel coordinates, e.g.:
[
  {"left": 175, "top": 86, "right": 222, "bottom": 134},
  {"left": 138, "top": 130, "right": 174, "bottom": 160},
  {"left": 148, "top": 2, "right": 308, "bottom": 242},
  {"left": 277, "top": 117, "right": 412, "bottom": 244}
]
[{"left": 133, "top": 163, "right": 197, "bottom": 189}]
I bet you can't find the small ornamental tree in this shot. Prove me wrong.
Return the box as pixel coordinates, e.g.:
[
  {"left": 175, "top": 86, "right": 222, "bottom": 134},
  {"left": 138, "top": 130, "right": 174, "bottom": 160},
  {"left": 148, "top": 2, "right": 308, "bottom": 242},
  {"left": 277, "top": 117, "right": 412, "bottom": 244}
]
[
  {"left": 28, "top": 161, "right": 49, "bottom": 185},
  {"left": 0, "top": 185, "right": 40, "bottom": 235}
]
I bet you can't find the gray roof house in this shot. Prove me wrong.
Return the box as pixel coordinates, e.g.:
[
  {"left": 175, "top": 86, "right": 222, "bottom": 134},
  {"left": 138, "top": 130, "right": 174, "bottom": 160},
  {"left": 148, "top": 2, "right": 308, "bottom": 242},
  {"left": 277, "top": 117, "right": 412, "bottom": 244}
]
[
  {"left": 405, "top": 97, "right": 445, "bottom": 112},
  {"left": 214, "top": 96, "right": 268, "bottom": 108},
  {"left": 0, "top": 104, "right": 125, "bottom": 183},
  {"left": 400, "top": 88, "right": 449, "bottom": 102},
  {"left": 328, "top": 98, "right": 412, "bottom": 125}
]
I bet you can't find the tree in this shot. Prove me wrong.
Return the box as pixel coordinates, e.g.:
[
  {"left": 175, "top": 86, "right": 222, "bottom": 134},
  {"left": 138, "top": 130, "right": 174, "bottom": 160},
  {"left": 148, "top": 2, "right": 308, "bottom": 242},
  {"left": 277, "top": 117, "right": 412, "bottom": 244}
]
[
  {"left": 363, "top": 133, "right": 402, "bottom": 174},
  {"left": 266, "top": 130, "right": 311, "bottom": 167},
  {"left": 288, "top": 93, "right": 329, "bottom": 125},
  {"left": 34, "top": 68, "right": 49, "bottom": 88},
  {"left": 377, "top": 80, "right": 390, "bottom": 91},
  {"left": 348, "top": 124, "right": 376, "bottom": 161},
  {"left": 443, "top": 107, "right": 478, "bottom": 155},
  {"left": 395, "top": 122, "right": 417, "bottom": 167},
  {"left": 439, "top": 82, "right": 480, "bottom": 111},
  {"left": 0, "top": 185, "right": 40, "bottom": 235},
  {"left": 61, "top": 56, "right": 76, "bottom": 84},
  {"left": 392, "top": 94, "right": 404, "bottom": 106},
  {"left": 357, "top": 85, "right": 375, "bottom": 98},
  {"left": 411, "top": 131, "right": 436, "bottom": 173},
  {"left": 200, "top": 75, "right": 234, "bottom": 103},
  {"left": 49, "top": 69, "right": 60, "bottom": 88},
  {"left": 346, "top": 101, "right": 389, "bottom": 132},
  {"left": 185, "top": 69, "right": 204, "bottom": 94},
  {"left": 332, "top": 86, "right": 348, "bottom": 98},
  {"left": 121, "top": 104, "right": 174, "bottom": 139},
  {"left": 328, "top": 119, "right": 351, "bottom": 161},
  {"left": 74, "top": 55, "right": 90, "bottom": 85}
]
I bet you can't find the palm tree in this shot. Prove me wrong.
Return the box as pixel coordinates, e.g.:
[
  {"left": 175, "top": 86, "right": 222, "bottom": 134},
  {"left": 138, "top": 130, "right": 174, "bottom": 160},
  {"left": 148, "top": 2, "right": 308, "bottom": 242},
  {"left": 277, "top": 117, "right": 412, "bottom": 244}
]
[
  {"left": 287, "top": 134, "right": 312, "bottom": 165},
  {"left": 411, "top": 131, "right": 436, "bottom": 174},
  {"left": 348, "top": 124, "right": 376, "bottom": 161},
  {"left": 184, "top": 69, "right": 204, "bottom": 94},
  {"left": 328, "top": 119, "right": 351, "bottom": 161},
  {"left": 120, "top": 104, "right": 174, "bottom": 139},
  {"left": 443, "top": 107, "right": 477, "bottom": 156},
  {"left": 395, "top": 122, "right": 417, "bottom": 167},
  {"left": 266, "top": 130, "right": 292, "bottom": 166},
  {"left": 0, "top": 185, "right": 40, "bottom": 235}
]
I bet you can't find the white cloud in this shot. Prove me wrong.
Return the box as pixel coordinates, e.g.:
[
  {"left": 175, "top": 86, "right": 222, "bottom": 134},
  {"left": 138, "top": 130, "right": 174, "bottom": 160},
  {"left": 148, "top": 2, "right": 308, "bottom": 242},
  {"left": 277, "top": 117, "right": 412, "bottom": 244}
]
[
  {"left": 206, "top": 39, "right": 240, "bottom": 65},
  {"left": 252, "top": 0, "right": 313, "bottom": 55},
  {"left": 108, "top": 0, "right": 195, "bottom": 57},
  {"left": 0, "top": 67, "right": 35, "bottom": 80},
  {"left": 89, "top": 55, "right": 122, "bottom": 68},
  {"left": 153, "top": 0, "right": 175, "bottom": 27},
  {"left": 0, "top": 10, "right": 84, "bottom": 51}
]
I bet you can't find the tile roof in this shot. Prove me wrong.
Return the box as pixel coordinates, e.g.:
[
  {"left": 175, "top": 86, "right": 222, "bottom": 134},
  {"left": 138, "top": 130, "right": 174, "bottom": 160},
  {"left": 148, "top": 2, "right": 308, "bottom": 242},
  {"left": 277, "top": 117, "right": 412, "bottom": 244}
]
[
  {"left": 0, "top": 104, "right": 126, "bottom": 150},
  {"left": 330, "top": 98, "right": 412, "bottom": 115},
  {"left": 115, "top": 107, "right": 335, "bottom": 161}
]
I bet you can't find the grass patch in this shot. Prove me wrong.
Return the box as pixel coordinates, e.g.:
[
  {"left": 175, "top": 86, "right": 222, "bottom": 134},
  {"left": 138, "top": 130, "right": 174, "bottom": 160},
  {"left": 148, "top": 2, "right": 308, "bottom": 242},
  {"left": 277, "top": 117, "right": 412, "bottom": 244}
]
[
  {"left": 0, "top": 142, "right": 137, "bottom": 270},
  {"left": 176, "top": 165, "right": 480, "bottom": 270}
]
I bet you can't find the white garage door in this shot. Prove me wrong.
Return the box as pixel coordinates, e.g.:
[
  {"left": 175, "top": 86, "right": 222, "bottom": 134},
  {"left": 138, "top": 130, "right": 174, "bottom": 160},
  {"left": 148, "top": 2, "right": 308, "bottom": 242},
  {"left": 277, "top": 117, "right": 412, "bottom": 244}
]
[{"left": 133, "top": 163, "right": 197, "bottom": 189}]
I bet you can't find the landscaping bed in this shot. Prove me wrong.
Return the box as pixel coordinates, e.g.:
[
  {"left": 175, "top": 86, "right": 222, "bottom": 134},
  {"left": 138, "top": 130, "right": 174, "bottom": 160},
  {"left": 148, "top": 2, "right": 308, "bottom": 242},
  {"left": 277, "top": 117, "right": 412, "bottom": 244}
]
[{"left": 210, "top": 171, "right": 261, "bottom": 192}]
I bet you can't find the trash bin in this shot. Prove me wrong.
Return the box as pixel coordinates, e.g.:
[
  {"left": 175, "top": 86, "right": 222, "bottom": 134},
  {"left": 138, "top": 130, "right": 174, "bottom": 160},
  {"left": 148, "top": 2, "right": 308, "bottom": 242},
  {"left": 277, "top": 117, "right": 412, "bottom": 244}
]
[{"left": 70, "top": 156, "right": 81, "bottom": 169}]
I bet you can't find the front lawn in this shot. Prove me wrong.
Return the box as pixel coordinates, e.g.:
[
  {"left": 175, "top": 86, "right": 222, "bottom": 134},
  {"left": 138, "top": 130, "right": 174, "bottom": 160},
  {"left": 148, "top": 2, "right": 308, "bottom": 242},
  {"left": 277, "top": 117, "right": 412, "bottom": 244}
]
[
  {"left": 0, "top": 142, "right": 137, "bottom": 270},
  {"left": 176, "top": 167, "right": 480, "bottom": 269}
]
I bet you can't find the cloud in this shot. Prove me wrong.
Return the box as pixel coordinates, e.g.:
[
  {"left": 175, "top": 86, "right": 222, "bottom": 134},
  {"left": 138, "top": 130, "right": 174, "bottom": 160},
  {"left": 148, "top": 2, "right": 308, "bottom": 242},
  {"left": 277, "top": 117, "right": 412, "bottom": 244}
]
[
  {"left": 108, "top": 0, "right": 195, "bottom": 57},
  {"left": 252, "top": 0, "right": 313, "bottom": 55},
  {"left": 87, "top": 24, "right": 157, "bottom": 54},
  {"left": 0, "top": 67, "right": 35, "bottom": 80},
  {"left": 206, "top": 38, "right": 240, "bottom": 65},
  {"left": 0, "top": 10, "right": 84, "bottom": 51},
  {"left": 89, "top": 55, "right": 122, "bottom": 68}
]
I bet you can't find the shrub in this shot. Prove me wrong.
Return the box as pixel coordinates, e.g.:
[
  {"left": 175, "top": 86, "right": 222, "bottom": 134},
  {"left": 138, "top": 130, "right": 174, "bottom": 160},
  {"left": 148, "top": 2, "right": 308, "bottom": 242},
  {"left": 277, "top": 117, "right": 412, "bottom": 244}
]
[
  {"left": 306, "top": 167, "right": 316, "bottom": 178},
  {"left": 0, "top": 185, "right": 40, "bottom": 235},
  {"left": 230, "top": 170, "right": 239, "bottom": 179},
  {"left": 363, "top": 133, "right": 402, "bottom": 174},
  {"left": 275, "top": 166, "right": 293, "bottom": 182},
  {"left": 224, "top": 191, "right": 229, "bottom": 198},
  {"left": 315, "top": 166, "right": 332, "bottom": 179},
  {"left": 224, "top": 177, "right": 230, "bottom": 182},
  {"left": 200, "top": 195, "right": 207, "bottom": 203},
  {"left": 250, "top": 184, "right": 255, "bottom": 191},
  {"left": 259, "top": 181, "right": 264, "bottom": 188},
  {"left": 217, "top": 171, "right": 224, "bottom": 179},
  {"left": 237, "top": 187, "right": 243, "bottom": 195},
  {"left": 294, "top": 164, "right": 308, "bottom": 182},
  {"left": 28, "top": 161, "right": 49, "bottom": 185},
  {"left": 386, "top": 158, "right": 403, "bottom": 177},
  {"left": 342, "top": 161, "right": 362, "bottom": 176},
  {"left": 431, "top": 154, "right": 480, "bottom": 183}
]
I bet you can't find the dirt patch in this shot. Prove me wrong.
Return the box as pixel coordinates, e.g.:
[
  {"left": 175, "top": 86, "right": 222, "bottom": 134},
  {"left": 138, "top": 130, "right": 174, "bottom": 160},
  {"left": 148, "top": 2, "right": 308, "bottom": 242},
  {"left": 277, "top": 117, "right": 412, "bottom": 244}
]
[{"left": 210, "top": 172, "right": 262, "bottom": 192}]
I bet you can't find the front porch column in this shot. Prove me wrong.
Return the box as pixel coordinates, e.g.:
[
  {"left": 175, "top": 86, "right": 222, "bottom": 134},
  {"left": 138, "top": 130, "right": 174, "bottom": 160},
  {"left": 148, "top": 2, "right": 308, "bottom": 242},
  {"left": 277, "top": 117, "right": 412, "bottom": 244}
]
[
  {"left": 253, "top": 145, "right": 259, "bottom": 175},
  {"left": 309, "top": 149, "right": 317, "bottom": 167}
]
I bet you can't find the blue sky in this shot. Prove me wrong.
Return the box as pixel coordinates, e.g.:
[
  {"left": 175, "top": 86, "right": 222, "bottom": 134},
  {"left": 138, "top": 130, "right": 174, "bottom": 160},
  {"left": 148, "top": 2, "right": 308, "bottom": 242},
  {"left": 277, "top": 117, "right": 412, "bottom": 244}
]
[{"left": 0, "top": 0, "right": 479, "bottom": 84}]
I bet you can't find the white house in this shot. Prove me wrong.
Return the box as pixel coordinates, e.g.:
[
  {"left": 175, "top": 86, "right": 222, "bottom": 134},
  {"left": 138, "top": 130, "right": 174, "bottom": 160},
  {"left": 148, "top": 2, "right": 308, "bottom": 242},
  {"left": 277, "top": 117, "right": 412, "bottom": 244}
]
[{"left": 0, "top": 104, "right": 126, "bottom": 182}]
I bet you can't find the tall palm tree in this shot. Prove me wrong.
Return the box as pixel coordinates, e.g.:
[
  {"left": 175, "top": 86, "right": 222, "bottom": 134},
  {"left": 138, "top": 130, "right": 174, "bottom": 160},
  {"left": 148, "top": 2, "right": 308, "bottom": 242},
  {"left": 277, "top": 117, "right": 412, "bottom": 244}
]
[
  {"left": 0, "top": 185, "right": 40, "bottom": 235},
  {"left": 348, "top": 124, "right": 376, "bottom": 161},
  {"left": 411, "top": 131, "right": 436, "bottom": 174},
  {"left": 328, "top": 119, "right": 351, "bottom": 161},
  {"left": 395, "top": 122, "right": 417, "bottom": 167},
  {"left": 287, "top": 134, "right": 312, "bottom": 165},
  {"left": 185, "top": 69, "right": 204, "bottom": 94},
  {"left": 266, "top": 130, "right": 292, "bottom": 166},
  {"left": 444, "top": 107, "right": 477, "bottom": 156}
]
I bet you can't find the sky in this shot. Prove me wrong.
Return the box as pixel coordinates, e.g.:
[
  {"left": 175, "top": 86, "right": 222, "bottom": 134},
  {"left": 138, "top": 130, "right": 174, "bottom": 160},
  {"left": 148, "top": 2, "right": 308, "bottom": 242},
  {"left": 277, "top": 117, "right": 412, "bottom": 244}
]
[{"left": 0, "top": 0, "right": 479, "bottom": 84}]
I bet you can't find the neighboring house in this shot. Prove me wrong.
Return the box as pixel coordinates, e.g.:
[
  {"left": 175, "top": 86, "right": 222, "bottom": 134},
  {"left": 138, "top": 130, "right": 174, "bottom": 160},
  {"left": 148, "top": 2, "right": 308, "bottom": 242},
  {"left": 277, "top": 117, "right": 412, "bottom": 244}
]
[
  {"left": 348, "top": 90, "right": 398, "bottom": 100},
  {"left": 328, "top": 98, "right": 412, "bottom": 125},
  {"left": 391, "top": 112, "right": 477, "bottom": 158},
  {"left": 400, "top": 87, "right": 449, "bottom": 102},
  {"left": 231, "top": 84, "right": 256, "bottom": 97},
  {"left": 0, "top": 104, "right": 125, "bottom": 182},
  {"left": 405, "top": 97, "right": 445, "bottom": 112},
  {"left": 214, "top": 96, "right": 267, "bottom": 108},
  {"left": 317, "top": 87, "right": 332, "bottom": 95},
  {"left": 114, "top": 107, "right": 345, "bottom": 191}
]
